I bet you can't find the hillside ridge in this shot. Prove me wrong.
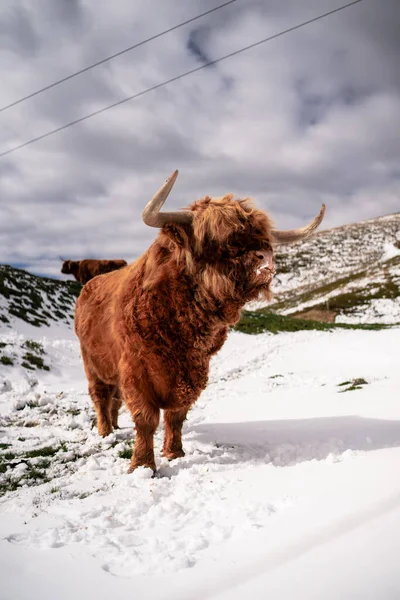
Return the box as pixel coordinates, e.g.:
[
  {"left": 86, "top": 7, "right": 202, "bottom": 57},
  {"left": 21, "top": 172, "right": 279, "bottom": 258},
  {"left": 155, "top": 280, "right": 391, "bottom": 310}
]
[{"left": 1, "top": 211, "right": 399, "bottom": 332}]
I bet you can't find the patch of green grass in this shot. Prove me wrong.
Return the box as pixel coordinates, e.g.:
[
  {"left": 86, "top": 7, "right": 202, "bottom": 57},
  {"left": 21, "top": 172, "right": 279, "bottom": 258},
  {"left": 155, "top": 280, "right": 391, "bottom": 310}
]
[
  {"left": 22, "top": 340, "right": 44, "bottom": 355},
  {"left": 9, "top": 306, "right": 48, "bottom": 327},
  {"left": 21, "top": 361, "right": 34, "bottom": 370},
  {"left": 3, "top": 452, "right": 16, "bottom": 460},
  {"left": 308, "top": 279, "right": 399, "bottom": 316},
  {"left": 342, "top": 385, "right": 363, "bottom": 392},
  {"left": 0, "top": 443, "right": 10, "bottom": 449},
  {"left": 0, "top": 355, "right": 14, "bottom": 366},
  {"left": 27, "top": 400, "right": 39, "bottom": 409},
  {"left": 0, "top": 477, "right": 20, "bottom": 495},
  {"left": 66, "top": 281, "right": 83, "bottom": 298},
  {"left": 338, "top": 378, "right": 368, "bottom": 393},
  {"left": 234, "top": 310, "right": 392, "bottom": 336},
  {"left": 0, "top": 342, "right": 7, "bottom": 348},
  {"left": 65, "top": 408, "right": 80, "bottom": 416},
  {"left": 119, "top": 448, "right": 133, "bottom": 459},
  {"left": 25, "top": 468, "right": 48, "bottom": 482},
  {"left": 22, "top": 353, "right": 50, "bottom": 371},
  {"left": 119, "top": 441, "right": 134, "bottom": 460},
  {"left": 25, "top": 446, "right": 60, "bottom": 458},
  {"left": 78, "top": 492, "right": 90, "bottom": 499}
]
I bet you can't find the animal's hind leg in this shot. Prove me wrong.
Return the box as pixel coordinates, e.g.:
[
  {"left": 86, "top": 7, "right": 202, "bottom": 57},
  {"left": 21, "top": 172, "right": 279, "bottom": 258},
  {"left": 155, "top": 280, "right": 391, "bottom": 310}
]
[
  {"left": 162, "top": 408, "right": 188, "bottom": 460},
  {"left": 88, "top": 379, "right": 115, "bottom": 437}
]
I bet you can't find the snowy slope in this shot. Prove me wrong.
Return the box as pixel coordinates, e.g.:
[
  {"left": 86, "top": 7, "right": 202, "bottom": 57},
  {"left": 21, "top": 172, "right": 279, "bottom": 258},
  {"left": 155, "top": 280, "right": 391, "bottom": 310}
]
[
  {"left": 1, "top": 321, "right": 400, "bottom": 600},
  {"left": 252, "top": 212, "right": 400, "bottom": 324},
  {"left": 2, "top": 212, "right": 400, "bottom": 335},
  {"left": 0, "top": 264, "right": 80, "bottom": 335},
  {"left": 274, "top": 212, "right": 400, "bottom": 290}
]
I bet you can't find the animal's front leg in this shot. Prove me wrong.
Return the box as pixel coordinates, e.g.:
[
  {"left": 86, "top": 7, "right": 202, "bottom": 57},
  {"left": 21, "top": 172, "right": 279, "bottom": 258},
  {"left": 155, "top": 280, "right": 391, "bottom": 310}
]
[
  {"left": 120, "top": 356, "right": 160, "bottom": 472},
  {"left": 128, "top": 406, "right": 160, "bottom": 473},
  {"left": 162, "top": 408, "right": 188, "bottom": 460}
]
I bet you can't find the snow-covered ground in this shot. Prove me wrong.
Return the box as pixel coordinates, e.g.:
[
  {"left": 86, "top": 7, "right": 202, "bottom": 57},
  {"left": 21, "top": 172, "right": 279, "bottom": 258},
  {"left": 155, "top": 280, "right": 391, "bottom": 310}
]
[{"left": 1, "top": 323, "right": 400, "bottom": 599}]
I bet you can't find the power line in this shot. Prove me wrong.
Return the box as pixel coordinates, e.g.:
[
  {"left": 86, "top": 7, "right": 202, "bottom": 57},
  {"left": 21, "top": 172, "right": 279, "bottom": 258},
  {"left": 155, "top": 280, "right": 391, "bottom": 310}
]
[
  {"left": 0, "top": 0, "right": 366, "bottom": 160},
  {"left": 0, "top": 0, "right": 241, "bottom": 114}
]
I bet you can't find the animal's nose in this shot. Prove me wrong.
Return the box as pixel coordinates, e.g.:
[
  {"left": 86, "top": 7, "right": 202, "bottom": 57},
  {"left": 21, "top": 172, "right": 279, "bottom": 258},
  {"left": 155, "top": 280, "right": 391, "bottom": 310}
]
[
  {"left": 256, "top": 249, "right": 274, "bottom": 269},
  {"left": 256, "top": 250, "right": 272, "bottom": 261}
]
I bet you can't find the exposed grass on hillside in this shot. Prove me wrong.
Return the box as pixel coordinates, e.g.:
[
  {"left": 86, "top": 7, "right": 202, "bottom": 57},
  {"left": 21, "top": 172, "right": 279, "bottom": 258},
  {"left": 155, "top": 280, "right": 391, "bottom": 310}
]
[
  {"left": 272, "top": 258, "right": 400, "bottom": 312},
  {"left": 0, "top": 443, "right": 72, "bottom": 496},
  {"left": 0, "top": 265, "right": 81, "bottom": 328},
  {"left": 22, "top": 340, "right": 45, "bottom": 355},
  {"left": 0, "top": 355, "right": 14, "bottom": 366},
  {"left": 235, "top": 310, "right": 394, "bottom": 335},
  {"left": 22, "top": 352, "right": 50, "bottom": 371},
  {"left": 268, "top": 255, "right": 400, "bottom": 323},
  {"left": 0, "top": 338, "right": 51, "bottom": 372},
  {"left": 337, "top": 378, "right": 368, "bottom": 393}
]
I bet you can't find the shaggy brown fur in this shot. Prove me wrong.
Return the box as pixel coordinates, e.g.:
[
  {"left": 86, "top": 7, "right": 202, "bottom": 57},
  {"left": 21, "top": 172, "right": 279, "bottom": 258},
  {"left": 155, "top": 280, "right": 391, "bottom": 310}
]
[
  {"left": 75, "top": 195, "right": 277, "bottom": 472},
  {"left": 61, "top": 259, "right": 127, "bottom": 284}
]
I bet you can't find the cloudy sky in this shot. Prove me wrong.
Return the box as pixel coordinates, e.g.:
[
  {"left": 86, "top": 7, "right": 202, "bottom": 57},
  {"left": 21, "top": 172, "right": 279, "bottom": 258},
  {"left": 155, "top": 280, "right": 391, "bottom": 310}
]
[{"left": 0, "top": 0, "right": 399, "bottom": 278}]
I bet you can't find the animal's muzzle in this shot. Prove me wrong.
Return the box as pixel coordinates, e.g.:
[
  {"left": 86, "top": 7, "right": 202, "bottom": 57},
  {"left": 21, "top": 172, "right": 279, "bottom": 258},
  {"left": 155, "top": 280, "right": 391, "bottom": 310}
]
[{"left": 255, "top": 250, "right": 275, "bottom": 274}]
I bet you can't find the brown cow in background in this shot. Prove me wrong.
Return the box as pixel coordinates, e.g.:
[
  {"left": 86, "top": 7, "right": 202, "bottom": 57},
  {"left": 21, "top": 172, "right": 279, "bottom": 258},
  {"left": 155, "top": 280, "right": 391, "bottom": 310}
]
[
  {"left": 75, "top": 170, "right": 325, "bottom": 473},
  {"left": 61, "top": 259, "right": 127, "bottom": 284}
]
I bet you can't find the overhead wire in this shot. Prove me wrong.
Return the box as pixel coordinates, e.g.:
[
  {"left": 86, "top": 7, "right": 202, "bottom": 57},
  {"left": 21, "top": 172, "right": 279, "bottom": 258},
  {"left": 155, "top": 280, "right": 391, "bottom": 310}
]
[
  {"left": 0, "top": 0, "right": 366, "bottom": 160},
  {"left": 0, "top": 0, "right": 241, "bottom": 114}
]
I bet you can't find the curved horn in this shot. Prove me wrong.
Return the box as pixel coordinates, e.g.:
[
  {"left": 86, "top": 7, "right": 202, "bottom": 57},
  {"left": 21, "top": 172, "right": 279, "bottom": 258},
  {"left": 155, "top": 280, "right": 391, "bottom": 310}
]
[
  {"left": 272, "top": 204, "right": 326, "bottom": 245},
  {"left": 142, "top": 170, "right": 194, "bottom": 228}
]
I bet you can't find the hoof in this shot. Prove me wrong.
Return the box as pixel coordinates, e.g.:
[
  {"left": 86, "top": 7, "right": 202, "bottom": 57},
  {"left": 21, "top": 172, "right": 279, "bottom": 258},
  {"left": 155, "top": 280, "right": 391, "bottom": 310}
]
[
  {"left": 162, "top": 448, "right": 185, "bottom": 461},
  {"left": 98, "top": 426, "right": 113, "bottom": 438},
  {"left": 127, "top": 462, "right": 156, "bottom": 475}
]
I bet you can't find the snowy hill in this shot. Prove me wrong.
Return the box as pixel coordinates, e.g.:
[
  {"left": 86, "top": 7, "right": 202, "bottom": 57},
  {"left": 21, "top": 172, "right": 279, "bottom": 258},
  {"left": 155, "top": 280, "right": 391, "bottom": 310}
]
[
  {"left": 0, "top": 264, "right": 80, "bottom": 334},
  {"left": 0, "top": 265, "right": 80, "bottom": 376},
  {"left": 255, "top": 212, "right": 400, "bottom": 324}
]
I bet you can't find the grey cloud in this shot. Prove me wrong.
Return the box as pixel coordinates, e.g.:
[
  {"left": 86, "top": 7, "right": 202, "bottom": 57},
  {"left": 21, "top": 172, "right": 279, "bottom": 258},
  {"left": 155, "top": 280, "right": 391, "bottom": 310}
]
[
  {"left": 0, "top": 5, "right": 39, "bottom": 56},
  {"left": 187, "top": 27, "right": 212, "bottom": 64}
]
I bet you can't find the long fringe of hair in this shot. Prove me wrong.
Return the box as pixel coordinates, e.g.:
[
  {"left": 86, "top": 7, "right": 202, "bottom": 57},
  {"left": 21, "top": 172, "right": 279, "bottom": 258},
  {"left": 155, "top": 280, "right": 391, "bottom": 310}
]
[{"left": 139, "top": 194, "right": 273, "bottom": 303}]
